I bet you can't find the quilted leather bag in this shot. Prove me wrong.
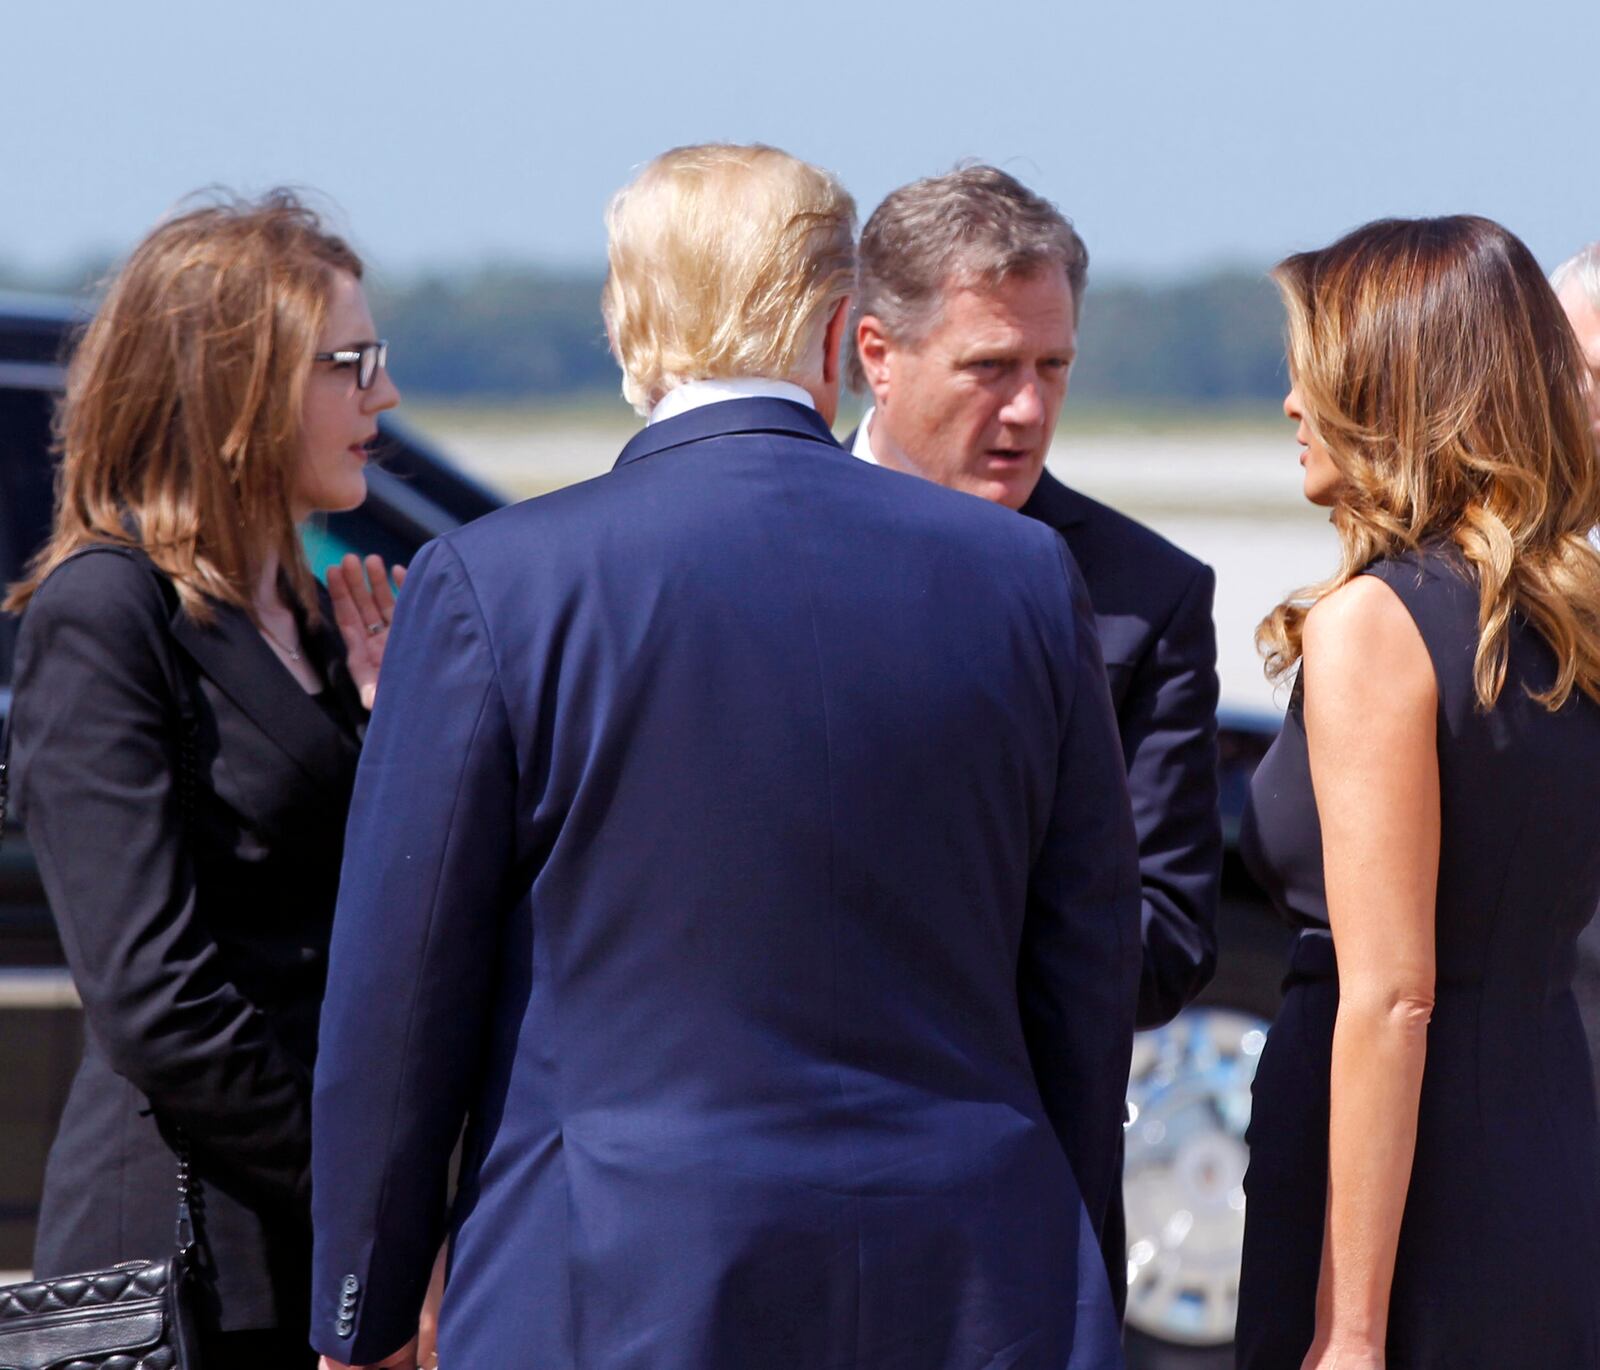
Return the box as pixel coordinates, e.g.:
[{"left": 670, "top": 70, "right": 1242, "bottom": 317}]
[
  {"left": 0, "top": 1257, "right": 200, "bottom": 1369},
  {"left": 0, "top": 686, "right": 202, "bottom": 1370}
]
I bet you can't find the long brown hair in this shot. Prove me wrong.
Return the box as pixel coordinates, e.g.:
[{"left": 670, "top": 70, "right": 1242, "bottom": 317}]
[
  {"left": 1258, "top": 215, "right": 1600, "bottom": 709},
  {"left": 5, "top": 190, "right": 363, "bottom": 624}
]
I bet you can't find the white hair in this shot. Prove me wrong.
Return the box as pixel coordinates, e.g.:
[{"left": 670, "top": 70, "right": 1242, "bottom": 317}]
[
  {"left": 1551, "top": 241, "right": 1600, "bottom": 308},
  {"left": 601, "top": 144, "right": 856, "bottom": 415}
]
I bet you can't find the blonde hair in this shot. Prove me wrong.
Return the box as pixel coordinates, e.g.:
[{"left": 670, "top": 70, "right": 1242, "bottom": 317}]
[
  {"left": 6, "top": 189, "right": 362, "bottom": 624},
  {"left": 1258, "top": 215, "right": 1600, "bottom": 710},
  {"left": 601, "top": 144, "right": 856, "bottom": 415}
]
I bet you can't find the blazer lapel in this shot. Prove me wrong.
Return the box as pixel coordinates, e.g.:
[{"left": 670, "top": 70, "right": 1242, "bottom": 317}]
[
  {"left": 1020, "top": 469, "right": 1090, "bottom": 533},
  {"left": 169, "top": 598, "right": 359, "bottom": 799}
]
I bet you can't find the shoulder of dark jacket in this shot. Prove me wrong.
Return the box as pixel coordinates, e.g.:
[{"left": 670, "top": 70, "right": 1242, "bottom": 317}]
[
  {"left": 1027, "top": 473, "right": 1210, "bottom": 589},
  {"left": 27, "top": 542, "right": 175, "bottom": 623}
]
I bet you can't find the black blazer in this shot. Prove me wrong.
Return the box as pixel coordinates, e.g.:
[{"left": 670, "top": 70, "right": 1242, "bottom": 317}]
[
  {"left": 1021, "top": 471, "right": 1222, "bottom": 1028},
  {"left": 10, "top": 546, "right": 363, "bottom": 1334}
]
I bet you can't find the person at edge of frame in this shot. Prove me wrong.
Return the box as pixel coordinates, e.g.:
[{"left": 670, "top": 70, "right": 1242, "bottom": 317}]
[
  {"left": 1553, "top": 238, "right": 1600, "bottom": 1124},
  {"left": 1235, "top": 214, "right": 1600, "bottom": 1369}
]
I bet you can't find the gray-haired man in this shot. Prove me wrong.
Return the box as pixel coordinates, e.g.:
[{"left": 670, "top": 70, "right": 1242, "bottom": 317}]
[
  {"left": 1556, "top": 242, "right": 1600, "bottom": 1118},
  {"left": 846, "top": 166, "right": 1224, "bottom": 1318},
  {"left": 1554, "top": 242, "right": 1600, "bottom": 440}
]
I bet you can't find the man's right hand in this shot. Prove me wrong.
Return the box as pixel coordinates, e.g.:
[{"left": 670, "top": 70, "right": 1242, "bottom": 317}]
[{"left": 320, "top": 1337, "right": 419, "bottom": 1370}]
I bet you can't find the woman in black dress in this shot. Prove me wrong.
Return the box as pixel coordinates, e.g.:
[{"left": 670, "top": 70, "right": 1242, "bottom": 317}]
[
  {"left": 1237, "top": 216, "right": 1600, "bottom": 1368},
  {"left": 5, "top": 193, "right": 404, "bottom": 1369}
]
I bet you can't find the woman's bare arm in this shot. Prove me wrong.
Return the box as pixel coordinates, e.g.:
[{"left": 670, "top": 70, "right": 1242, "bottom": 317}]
[{"left": 1301, "top": 575, "right": 1439, "bottom": 1367}]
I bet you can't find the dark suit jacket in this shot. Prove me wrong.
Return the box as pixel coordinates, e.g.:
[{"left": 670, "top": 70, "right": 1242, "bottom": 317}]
[
  {"left": 11, "top": 546, "right": 363, "bottom": 1333},
  {"left": 311, "top": 398, "right": 1142, "bottom": 1369},
  {"left": 1020, "top": 471, "right": 1222, "bottom": 1028}
]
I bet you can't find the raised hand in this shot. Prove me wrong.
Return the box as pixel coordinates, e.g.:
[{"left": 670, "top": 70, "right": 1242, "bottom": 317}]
[{"left": 327, "top": 553, "right": 407, "bottom": 710}]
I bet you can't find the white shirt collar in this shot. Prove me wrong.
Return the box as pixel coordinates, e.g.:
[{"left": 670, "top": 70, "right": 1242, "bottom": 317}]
[
  {"left": 850, "top": 406, "right": 879, "bottom": 465},
  {"left": 648, "top": 377, "right": 817, "bottom": 426}
]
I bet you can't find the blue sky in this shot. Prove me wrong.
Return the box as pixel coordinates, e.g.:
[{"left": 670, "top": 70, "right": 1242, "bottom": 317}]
[{"left": 4, "top": 0, "right": 1596, "bottom": 281}]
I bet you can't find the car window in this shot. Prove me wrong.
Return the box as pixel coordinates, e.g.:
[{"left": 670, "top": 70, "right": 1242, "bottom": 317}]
[
  {"left": 318, "top": 506, "right": 422, "bottom": 576},
  {"left": 301, "top": 522, "right": 360, "bottom": 580}
]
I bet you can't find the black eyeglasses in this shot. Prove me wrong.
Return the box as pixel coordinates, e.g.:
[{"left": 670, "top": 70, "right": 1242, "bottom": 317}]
[{"left": 314, "top": 340, "right": 388, "bottom": 390}]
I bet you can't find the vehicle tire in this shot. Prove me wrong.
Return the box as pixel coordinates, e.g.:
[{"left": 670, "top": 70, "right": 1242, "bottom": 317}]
[{"left": 1121, "top": 886, "right": 1288, "bottom": 1369}]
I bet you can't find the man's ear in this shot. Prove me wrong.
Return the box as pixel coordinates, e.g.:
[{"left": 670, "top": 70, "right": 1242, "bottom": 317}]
[
  {"left": 855, "top": 315, "right": 893, "bottom": 401},
  {"left": 821, "top": 298, "right": 851, "bottom": 386}
]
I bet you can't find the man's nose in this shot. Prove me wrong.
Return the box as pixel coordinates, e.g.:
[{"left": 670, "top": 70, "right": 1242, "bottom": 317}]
[{"left": 1001, "top": 377, "right": 1045, "bottom": 426}]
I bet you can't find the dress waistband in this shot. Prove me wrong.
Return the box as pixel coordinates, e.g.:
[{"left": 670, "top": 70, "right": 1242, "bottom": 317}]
[
  {"left": 1286, "top": 927, "right": 1337, "bottom": 981},
  {"left": 1284, "top": 928, "right": 1517, "bottom": 994}
]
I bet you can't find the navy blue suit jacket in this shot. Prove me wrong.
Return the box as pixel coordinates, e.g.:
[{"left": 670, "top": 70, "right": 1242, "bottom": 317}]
[
  {"left": 1020, "top": 471, "right": 1221, "bottom": 1029},
  {"left": 311, "top": 399, "right": 1141, "bottom": 1368}
]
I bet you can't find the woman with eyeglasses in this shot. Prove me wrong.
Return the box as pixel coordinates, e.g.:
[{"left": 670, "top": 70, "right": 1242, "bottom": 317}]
[
  {"left": 1236, "top": 215, "right": 1600, "bottom": 1368},
  {"left": 5, "top": 191, "right": 405, "bottom": 1369}
]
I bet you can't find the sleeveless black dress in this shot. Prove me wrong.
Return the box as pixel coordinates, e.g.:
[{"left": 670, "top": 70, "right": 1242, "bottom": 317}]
[{"left": 1236, "top": 548, "right": 1600, "bottom": 1368}]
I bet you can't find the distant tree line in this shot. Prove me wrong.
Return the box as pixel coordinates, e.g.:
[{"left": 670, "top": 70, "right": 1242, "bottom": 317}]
[
  {"left": 1, "top": 258, "right": 1289, "bottom": 409},
  {"left": 369, "top": 268, "right": 617, "bottom": 399},
  {"left": 1068, "top": 270, "right": 1288, "bottom": 409},
  {"left": 370, "top": 266, "right": 1290, "bottom": 410}
]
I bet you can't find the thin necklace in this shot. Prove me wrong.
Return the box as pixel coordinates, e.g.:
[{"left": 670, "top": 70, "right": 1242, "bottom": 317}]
[{"left": 259, "top": 620, "right": 302, "bottom": 663}]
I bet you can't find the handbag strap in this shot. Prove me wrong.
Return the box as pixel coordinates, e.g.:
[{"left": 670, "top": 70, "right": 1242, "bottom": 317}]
[
  {"left": 175, "top": 1132, "right": 196, "bottom": 1259},
  {"left": 171, "top": 645, "right": 201, "bottom": 1262}
]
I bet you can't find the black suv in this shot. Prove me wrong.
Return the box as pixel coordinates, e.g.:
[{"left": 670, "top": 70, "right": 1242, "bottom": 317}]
[{"left": 0, "top": 292, "right": 1287, "bottom": 1370}]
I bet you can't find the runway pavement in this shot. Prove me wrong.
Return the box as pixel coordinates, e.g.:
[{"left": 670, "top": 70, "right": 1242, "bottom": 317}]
[{"left": 425, "top": 420, "right": 1337, "bottom": 716}]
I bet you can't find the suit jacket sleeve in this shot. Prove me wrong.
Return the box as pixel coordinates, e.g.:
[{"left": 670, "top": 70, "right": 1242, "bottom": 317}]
[
  {"left": 1019, "top": 536, "right": 1142, "bottom": 1245},
  {"left": 311, "top": 537, "right": 518, "bottom": 1363},
  {"left": 11, "top": 550, "right": 314, "bottom": 1205},
  {"left": 1123, "top": 563, "right": 1222, "bottom": 1028}
]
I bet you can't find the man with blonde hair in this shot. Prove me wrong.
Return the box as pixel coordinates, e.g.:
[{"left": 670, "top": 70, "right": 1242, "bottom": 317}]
[{"left": 311, "top": 144, "right": 1140, "bottom": 1369}]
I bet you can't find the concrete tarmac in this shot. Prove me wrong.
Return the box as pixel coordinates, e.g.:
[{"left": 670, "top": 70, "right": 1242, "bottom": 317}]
[{"left": 426, "top": 421, "right": 1336, "bottom": 716}]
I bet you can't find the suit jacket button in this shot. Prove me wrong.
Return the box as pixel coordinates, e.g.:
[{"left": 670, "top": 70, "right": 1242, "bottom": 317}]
[
  {"left": 342, "top": 1275, "right": 360, "bottom": 1294},
  {"left": 336, "top": 1318, "right": 354, "bottom": 1337}
]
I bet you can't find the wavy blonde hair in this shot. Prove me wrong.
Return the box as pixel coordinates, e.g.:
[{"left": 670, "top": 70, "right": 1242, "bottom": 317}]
[
  {"left": 601, "top": 144, "right": 856, "bottom": 415},
  {"left": 5, "top": 189, "right": 361, "bottom": 625},
  {"left": 1258, "top": 216, "right": 1600, "bottom": 710}
]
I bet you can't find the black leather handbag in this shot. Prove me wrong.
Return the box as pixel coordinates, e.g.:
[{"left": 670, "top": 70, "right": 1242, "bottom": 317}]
[
  {"left": 0, "top": 707, "right": 204, "bottom": 1370},
  {"left": 0, "top": 1250, "right": 201, "bottom": 1370}
]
